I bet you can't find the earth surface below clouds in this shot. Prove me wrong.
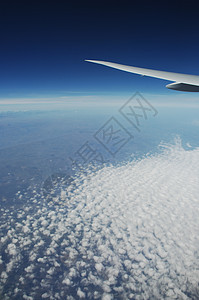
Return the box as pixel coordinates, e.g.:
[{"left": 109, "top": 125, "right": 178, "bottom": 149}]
[{"left": 0, "top": 138, "right": 199, "bottom": 299}]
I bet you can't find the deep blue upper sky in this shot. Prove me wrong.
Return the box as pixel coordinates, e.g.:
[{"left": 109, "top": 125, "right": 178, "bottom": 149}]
[{"left": 1, "top": 1, "right": 199, "bottom": 98}]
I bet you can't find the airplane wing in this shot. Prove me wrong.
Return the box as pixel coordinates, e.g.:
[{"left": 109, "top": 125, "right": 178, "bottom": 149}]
[{"left": 85, "top": 59, "right": 199, "bottom": 92}]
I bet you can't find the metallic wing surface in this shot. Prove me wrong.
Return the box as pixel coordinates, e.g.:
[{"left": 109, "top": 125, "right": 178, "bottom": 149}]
[{"left": 85, "top": 60, "right": 199, "bottom": 92}]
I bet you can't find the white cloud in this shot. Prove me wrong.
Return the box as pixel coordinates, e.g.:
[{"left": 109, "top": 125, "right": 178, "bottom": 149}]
[
  {"left": 77, "top": 288, "right": 86, "bottom": 298},
  {"left": 0, "top": 138, "right": 199, "bottom": 299},
  {"left": 62, "top": 278, "right": 71, "bottom": 285}
]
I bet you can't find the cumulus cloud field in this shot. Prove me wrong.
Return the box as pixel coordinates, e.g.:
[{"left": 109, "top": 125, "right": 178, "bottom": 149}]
[{"left": 0, "top": 138, "right": 199, "bottom": 299}]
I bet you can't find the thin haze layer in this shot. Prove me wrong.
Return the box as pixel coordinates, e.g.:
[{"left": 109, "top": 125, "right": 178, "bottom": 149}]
[{"left": 0, "top": 138, "right": 199, "bottom": 299}]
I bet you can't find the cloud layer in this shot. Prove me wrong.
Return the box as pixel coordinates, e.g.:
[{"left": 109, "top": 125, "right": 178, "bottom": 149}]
[{"left": 0, "top": 137, "right": 199, "bottom": 299}]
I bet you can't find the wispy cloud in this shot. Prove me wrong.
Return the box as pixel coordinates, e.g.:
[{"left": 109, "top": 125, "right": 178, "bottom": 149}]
[{"left": 192, "top": 119, "right": 199, "bottom": 126}]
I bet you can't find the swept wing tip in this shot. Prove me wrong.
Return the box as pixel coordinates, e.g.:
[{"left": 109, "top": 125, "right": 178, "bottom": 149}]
[{"left": 85, "top": 59, "right": 99, "bottom": 63}]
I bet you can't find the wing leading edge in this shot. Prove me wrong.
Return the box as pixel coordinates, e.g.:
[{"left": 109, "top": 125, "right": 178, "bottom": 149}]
[{"left": 85, "top": 60, "right": 199, "bottom": 92}]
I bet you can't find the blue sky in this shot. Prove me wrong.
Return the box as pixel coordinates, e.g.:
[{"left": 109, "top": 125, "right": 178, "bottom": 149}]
[{"left": 0, "top": 1, "right": 199, "bottom": 99}]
